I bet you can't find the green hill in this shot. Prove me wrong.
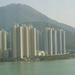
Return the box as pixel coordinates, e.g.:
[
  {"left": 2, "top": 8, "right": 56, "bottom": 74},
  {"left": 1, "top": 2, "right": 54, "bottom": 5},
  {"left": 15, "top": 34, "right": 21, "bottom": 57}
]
[{"left": 0, "top": 3, "right": 75, "bottom": 51}]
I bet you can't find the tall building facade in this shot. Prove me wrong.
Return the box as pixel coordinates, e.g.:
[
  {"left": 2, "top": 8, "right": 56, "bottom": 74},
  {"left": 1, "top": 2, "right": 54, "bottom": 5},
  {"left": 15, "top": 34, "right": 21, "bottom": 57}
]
[
  {"left": 10, "top": 24, "right": 37, "bottom": 58},
  {"left": 40, "top": 28, "right": 66, "bottom": 56},
  {"left": 62, "top": 30, "right": 66, "bottom": 54},
  {"left": 57, "top": 29, "right": 66, "bottom": 55},
  {"left": 11, "top": 24, "right": 19, "bottom": 58},
  {"left": 22, "top": 25, "right": 29, "bottom": 57},
  {"left": 10, "top": 24, "right": 66, "bottom": 58},
  {"left": 0, "top": 31, "right": 2, "bottom": 50},
  {"left": 30, "top": 27, "right": 36, "bottom": 56},
  {"left": 36, "top": 30, "right": 40, "bottom": 50},
  {"left": 54, "top": 30, "right": 58, "bottom": 55},
  {"left": 43, "top": 29, "right": 48, "bottom": 55},
  {"left": 0, "top": 29, "right": 7, "bottom": 50},
  {"left": 19, "top": 26, "right": 24, "bottom": 58}
]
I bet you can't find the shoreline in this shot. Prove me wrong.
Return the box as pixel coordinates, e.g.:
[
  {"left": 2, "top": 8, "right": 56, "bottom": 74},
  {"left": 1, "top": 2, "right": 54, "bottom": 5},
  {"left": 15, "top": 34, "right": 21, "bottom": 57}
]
[{"left": 0, "top": 54, "right": 75, "bottom": 62}]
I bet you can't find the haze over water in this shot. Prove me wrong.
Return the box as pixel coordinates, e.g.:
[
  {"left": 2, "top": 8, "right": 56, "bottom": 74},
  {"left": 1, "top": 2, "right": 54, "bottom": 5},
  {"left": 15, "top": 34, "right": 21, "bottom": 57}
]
[{"left": 0, "top": 59, "right": 75, "bottom": 75}]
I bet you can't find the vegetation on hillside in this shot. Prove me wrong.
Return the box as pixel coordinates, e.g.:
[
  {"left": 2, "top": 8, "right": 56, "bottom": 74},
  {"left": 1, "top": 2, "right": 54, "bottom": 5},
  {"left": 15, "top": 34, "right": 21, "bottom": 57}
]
[{"left": 0, "top": 4, "right": 75, "bottom": 51}]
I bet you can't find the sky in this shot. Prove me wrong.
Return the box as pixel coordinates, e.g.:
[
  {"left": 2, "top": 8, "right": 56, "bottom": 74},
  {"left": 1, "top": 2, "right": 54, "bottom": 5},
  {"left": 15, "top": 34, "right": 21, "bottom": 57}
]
[{"left": 0, "top": 0, "right": 75, "bottom": 28}]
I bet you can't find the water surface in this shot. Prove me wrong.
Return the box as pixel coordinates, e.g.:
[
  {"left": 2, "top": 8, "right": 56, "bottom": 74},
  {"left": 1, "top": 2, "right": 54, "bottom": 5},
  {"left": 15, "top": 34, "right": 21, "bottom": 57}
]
[{"left": 0, "top": 59, "right": 75, "bottom": 75}]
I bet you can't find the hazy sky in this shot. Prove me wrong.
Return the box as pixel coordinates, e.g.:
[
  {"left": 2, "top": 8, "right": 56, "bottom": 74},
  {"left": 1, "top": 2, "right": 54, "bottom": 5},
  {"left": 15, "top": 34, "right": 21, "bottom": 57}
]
[{"left": 0, "top": 0, "right": 75, "bottom": 27}]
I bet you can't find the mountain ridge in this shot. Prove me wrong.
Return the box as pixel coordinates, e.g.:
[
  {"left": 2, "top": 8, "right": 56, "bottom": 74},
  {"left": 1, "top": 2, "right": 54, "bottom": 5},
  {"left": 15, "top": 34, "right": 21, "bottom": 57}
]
[
  {"left": 0, "top": 3, "right": 75, "bottom": 50},
  {"left": 0, "top": 3, "right": 75, "bottom": 33}
]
